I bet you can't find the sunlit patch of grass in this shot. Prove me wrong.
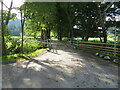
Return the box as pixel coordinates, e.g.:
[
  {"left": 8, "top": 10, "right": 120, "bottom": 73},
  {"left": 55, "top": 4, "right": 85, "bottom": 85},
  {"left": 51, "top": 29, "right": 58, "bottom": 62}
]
[
  {"left": 87, "top": 37, "right": 116, "bottom": 43},
  {"left": 2, "top": 48, "right": 48, "bottom": 64},
  {"left": 50, "top": 37, "right": 58, "bottom": 41}
]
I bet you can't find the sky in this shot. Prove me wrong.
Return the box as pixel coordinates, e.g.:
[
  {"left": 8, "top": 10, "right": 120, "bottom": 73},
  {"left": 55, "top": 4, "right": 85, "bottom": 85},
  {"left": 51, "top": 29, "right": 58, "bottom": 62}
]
[{"left": 0, "top": 0, "right": 24, "bottom": 19}]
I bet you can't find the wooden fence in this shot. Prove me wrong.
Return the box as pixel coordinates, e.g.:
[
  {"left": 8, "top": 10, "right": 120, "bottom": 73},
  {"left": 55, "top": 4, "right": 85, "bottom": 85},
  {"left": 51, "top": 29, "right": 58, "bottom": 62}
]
[{"left": 70, "top": 39, "right": 120, "bottom": 56}]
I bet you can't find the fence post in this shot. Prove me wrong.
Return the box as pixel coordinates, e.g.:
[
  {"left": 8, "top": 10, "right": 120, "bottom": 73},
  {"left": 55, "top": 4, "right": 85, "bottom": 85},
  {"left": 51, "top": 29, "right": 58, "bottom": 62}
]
[{"left": 114, "top": 29, "right": 117, "bottom": 56}]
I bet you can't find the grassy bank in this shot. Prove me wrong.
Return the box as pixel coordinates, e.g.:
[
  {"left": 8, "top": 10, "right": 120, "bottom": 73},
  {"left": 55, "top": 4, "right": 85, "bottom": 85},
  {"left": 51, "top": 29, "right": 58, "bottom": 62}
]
[
  {"left": 77, "top": 47, "right": 120, "bottom": 59},
  {"left": 2, "top": 48, "right": 48, "bottom": 64},
  {"left": 63, "top": 39, "right": 120, "bottom": 61}
]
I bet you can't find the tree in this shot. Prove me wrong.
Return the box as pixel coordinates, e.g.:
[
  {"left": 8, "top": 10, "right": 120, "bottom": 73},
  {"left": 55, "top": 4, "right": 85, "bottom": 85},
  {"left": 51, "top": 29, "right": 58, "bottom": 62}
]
[
  {"left": 24, "top": 2, "right": 56, "bottom": 41},
  {"left": 97, "top": 2, "right": 114, "bottom": 43},
  {"left": 74, "top": 3, "right": 100, "bottom": 41},
  {"left": 1, "top": 0, "right": 14, "bottom": 55},
  {"left": 20, "top": 3, "right": 26, "bottom": 53}
]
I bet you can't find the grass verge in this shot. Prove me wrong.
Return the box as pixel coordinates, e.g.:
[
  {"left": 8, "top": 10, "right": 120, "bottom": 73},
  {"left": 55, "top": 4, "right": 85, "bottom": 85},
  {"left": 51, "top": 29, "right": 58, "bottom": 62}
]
[
  {"left": 1, "top": 48, "right": 48, "bottom": 64},
  {"left": 77, "top": 47, "right": 120, "bottom": 59}
]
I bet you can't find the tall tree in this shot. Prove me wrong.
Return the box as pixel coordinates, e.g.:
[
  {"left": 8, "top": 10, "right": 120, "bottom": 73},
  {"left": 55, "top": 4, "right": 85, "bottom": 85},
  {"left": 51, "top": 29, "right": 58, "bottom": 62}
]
[
  {"left": 1, "top": 0, "right": 5, "bottom": 56},
  {"left": 20, "top": 3, "right": 26, "bottom": 53},
  {"left": 24, "top": 2, "right": 56, "bottom": 40},
  {"left": 1, "top": 0, "right": 13, "bottom": 55},
  {"left": 97, "top": 2, "right": 114, "bottom": 43}
]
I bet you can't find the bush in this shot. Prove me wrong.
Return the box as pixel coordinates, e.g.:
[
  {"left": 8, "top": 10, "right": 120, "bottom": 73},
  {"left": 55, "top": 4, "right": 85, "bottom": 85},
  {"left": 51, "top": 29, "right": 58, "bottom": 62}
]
[
  {"left": 7, "top": 39, "right": 21, "bottom": 54},
  {"left": 23, "top": 39, "right": 41, "bottom": 53},
  {"left": 6, "top": 37, "right": 42, "bottom": 54}
]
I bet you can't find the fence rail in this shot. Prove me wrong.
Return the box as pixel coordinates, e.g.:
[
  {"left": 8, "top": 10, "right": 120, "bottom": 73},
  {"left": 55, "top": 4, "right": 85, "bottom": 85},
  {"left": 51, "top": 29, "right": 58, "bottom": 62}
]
[{"left": 70, "top": 39, "right": 120, "bottom": 56}]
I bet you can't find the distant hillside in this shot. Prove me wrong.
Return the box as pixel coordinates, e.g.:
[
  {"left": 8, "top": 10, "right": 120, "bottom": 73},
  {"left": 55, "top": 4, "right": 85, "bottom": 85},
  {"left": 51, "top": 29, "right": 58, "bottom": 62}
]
[{"left": 8, "top": 19, "right": 22, "bottom": 36}]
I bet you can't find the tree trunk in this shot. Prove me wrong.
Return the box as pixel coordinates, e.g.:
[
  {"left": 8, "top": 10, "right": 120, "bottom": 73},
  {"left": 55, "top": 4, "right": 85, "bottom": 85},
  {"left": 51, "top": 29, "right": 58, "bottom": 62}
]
[
  {"left": 1, "top": 1, "right": 7, "bottom": 56},
  {"left": 20, "top": 5, "right": 26, "bottom": 54},
  {"left": 59, "top": 33, "right": 62, "bottom": 41},
  {"left": 99, "top": 36, "right": 103, "bottom": 43},
  {"left": 1, "top": 0, "right": 13, "bottom": 56},
  {"left": 103, "top": 30, "right": 107, "bottom": 43},
  {"left": 21, "top": 13, "right": 24, "bottom": 54},
  {"left": 5, "top": 0, "right": 13, "bottom": 25},
  {"left": 98, "top": 3, "right": 113, "bottom": 43},
  {"left": 21, "top": 21, "right": 24, "bottom": 53},
  {"left": 85, "top": 36, "right": 89, "bottom": 41},
  {"left": 66, "top": 9, "right": 73, "bottom": 39},
  {"left": 82, "top": 36, "right": 84, "bottom": 41},
  {"left": 98, "top": 30, "right": 103, "bottom": 43},
  {"left": 47, "top": 28, "right": 51, "bottom": 39},
  {"left": 41, "top": 30, "right": 47, "bottom": 40},
  {"left": 58, "top": 29, "right": 62, "bottom": 41}
]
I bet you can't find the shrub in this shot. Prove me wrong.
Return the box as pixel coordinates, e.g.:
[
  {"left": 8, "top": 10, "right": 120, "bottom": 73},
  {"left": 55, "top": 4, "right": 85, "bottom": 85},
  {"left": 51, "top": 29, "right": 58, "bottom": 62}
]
[
  {"left": 6, "top": 37, "right": 42, "bottom": 54},
  {"left": 23, "top": 39, "right": 40, "bottom": 53},
  {"left": 7, "top": 39, "right": 21, "bottom": 54}
]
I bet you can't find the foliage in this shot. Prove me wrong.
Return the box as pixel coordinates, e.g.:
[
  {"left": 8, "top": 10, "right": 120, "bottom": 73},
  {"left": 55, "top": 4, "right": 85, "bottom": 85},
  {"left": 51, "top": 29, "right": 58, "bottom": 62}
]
[
  {"left": 22, "top": 2, "right": 120, "bottom": 42},
  {"left": 6, "top": 37, "right": 42, "bottom": 54},
  {"left": 23, "top": 2, "right": 56, "bottom": 40},
  {"left": 23, "top": 38, "right": 41, "bottom": 53},
  {"left": 7, "top": 38, "right": 21, "bottom": 54},
  {"left": 2, "top": 2, "right": 120, "bottom": 59},
  {"left": 2, "top": 48, "right": 48, "bottom": 64}
]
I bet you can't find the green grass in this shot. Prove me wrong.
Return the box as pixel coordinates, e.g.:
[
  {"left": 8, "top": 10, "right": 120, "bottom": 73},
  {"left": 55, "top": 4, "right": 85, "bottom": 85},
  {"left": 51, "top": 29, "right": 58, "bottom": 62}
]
[
  {"left": 10, "top": 36, "right": 40, "bottom": 39},
  {"left": 1, "top": 48, "right": 48, "bottom": 64},
  {"left": 101, "top": 53, "right": 120, "bottom": 59},
  {"left": 64, "top": 38, "right": 119, "bottom": 59},
  {"left": 77, "top": 47, "right": 120, "bottom": 59},
  {"left": 75, "top": 37, "right": 119, "bottom": 44}
]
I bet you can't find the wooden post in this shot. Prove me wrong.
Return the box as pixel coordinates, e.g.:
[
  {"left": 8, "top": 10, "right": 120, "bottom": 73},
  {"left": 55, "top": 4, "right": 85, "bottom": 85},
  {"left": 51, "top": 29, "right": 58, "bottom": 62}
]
[{"left": 114, "top": 28, "right": 117, "bottom": 56}]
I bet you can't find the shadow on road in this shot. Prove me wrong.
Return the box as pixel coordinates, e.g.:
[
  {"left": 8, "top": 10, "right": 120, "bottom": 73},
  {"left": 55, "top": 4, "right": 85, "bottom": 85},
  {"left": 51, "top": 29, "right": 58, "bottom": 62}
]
[{"left": 2, "top": 40, "right": 119, "bottom": 88}]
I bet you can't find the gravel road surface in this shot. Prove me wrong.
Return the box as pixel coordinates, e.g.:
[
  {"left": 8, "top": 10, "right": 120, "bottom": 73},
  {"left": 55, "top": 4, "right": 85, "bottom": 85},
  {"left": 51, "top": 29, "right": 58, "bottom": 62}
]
[{"left": 2, "top": 41, "right": 118, "bottom": 88}]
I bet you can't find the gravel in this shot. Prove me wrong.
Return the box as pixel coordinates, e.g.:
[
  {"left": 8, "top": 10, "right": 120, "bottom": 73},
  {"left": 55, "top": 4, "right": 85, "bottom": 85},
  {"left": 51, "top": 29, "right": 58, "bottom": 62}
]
[{"left": 2, "top": 41, "right": 118, "bottom": 88}]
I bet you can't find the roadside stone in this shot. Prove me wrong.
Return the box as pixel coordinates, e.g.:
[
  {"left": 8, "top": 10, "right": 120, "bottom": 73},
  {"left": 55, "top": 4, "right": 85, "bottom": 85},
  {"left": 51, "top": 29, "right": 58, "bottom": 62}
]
[
  {"left": 99, "top": 54, "right": 104, "bottom": 58},
  {"left": 113, "top": 59, "right": 120, "bottom": 63},
  {"left": 95, "top": 53, "right": 99, "bottom": 56},
  {"left": 104, "top": 56, "right": 111, "bottom": 60}
]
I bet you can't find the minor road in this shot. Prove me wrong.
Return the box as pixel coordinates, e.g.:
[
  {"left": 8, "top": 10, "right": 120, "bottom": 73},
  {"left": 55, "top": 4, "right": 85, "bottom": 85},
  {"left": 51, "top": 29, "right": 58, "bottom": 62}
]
[{"left": 2, "top": 41, "right": 118, "bottom": 88}]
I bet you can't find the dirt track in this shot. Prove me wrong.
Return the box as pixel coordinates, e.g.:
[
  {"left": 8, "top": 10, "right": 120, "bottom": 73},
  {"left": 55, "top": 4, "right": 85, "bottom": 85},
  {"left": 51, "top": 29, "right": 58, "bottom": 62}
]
[{"left": 2, "top": 41, "right": 118, "bottom": 88}]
